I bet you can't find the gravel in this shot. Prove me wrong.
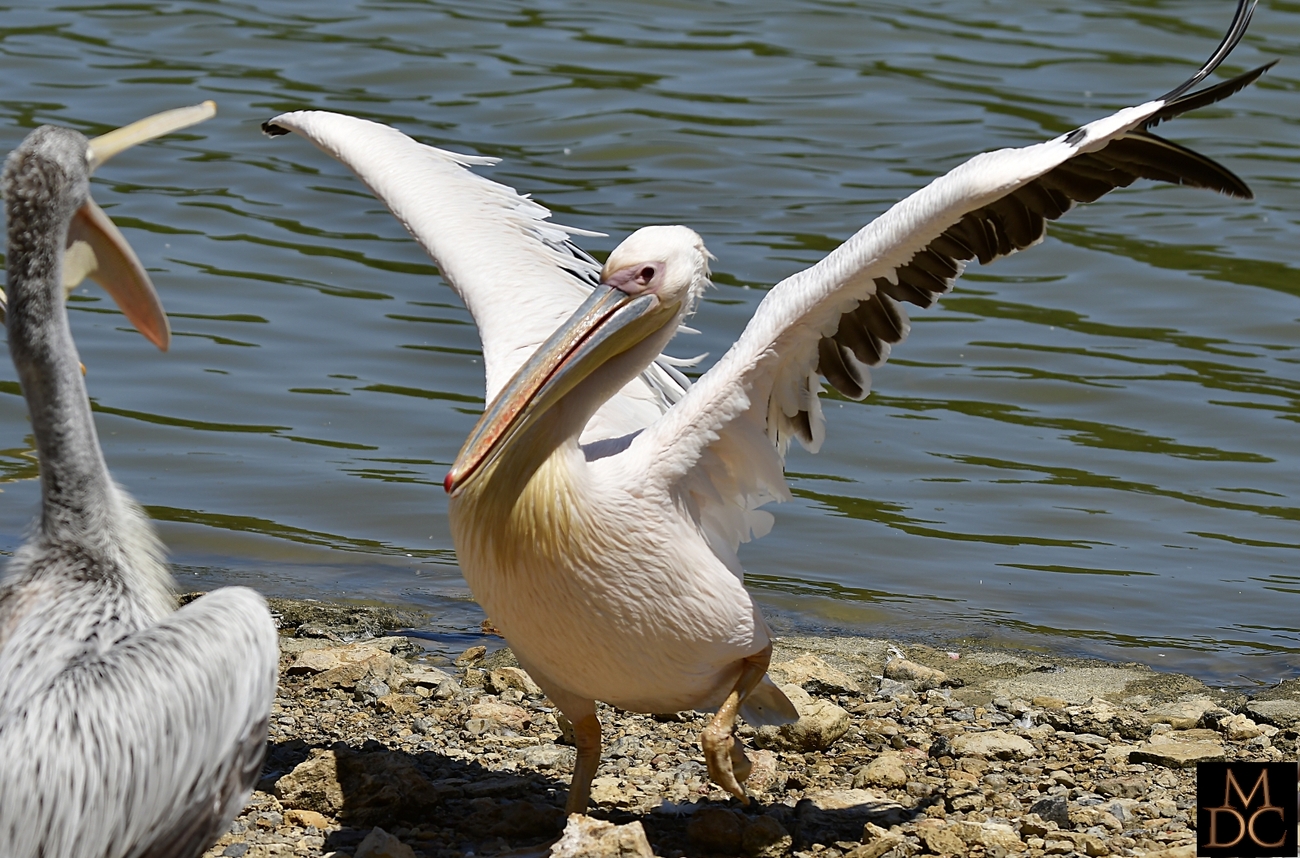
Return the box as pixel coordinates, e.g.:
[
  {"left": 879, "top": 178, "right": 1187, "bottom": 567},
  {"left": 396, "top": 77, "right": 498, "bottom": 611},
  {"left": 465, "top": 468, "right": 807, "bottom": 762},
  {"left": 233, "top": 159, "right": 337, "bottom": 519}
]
[{"left": 196, "top": 597, "right": 1298, "bottom": 858}]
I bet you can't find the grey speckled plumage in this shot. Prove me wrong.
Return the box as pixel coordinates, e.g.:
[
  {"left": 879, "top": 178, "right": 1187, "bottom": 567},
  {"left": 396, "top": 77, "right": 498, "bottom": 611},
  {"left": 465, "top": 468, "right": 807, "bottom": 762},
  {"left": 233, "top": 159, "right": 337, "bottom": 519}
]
[{"left": 0, "top": 118, "right": 278, "bottom": 858}]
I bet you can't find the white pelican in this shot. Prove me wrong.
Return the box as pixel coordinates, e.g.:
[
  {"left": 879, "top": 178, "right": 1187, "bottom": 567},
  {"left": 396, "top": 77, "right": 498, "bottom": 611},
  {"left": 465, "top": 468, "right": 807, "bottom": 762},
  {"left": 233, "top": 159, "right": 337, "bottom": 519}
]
[
  {"left": 0, "top": 104, "right": 279, "bottom": 858},
  {"left": 265, "top": 1, "right": 1269, "bottom": 813}
]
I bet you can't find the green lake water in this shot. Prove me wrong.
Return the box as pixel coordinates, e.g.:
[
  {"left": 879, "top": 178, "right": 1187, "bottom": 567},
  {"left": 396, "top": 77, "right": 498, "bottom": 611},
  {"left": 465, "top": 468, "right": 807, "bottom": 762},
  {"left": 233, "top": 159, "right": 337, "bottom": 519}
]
[{"left": 1, "top": 0, "right": 1298, "bottom": 688}]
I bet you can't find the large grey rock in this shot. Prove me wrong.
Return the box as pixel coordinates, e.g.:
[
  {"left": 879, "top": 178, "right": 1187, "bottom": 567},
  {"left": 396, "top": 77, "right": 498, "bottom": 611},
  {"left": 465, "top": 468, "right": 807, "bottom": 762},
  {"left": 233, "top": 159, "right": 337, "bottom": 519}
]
[
  {"left": 289, "top": 643, "right": 406, "bottom": 692},
  {"left": 1051, "top": 831, "right": 1112, "bottom": 857},
  {"left": 1143, "top": 697, "right": 1217, "bottom": 729},
  {"left": 1130, "top": 736, "right": 1225, "bottom": 768},
  {"left": 853, "top": 751, "right": 912, "bottom": 789},
  {"left": 770, "top": 654, "right": 861, "bottom": 696},
  {"left": 1219, "top": 713, "right": 1266, "bottom": 740},
  {"left": 1095, "top": 776, "right": 1147, "bottom": 799},
  {"left": 375, "top": 693, "right": 421, "bottom": 716},
  {"left": 918, "top": 819, "right": 1023, "bottom": 854},
  {"left": 1027, "top": 796, "right": 1070, "bottom": 828},
  {"left": 273, "top": 751, "right": 344, "bottom": 816},
  {"left": 1136, "top": 847, "right": 1194, "bottom": 858},
  {"left": 455, "top": 645, "right": 486, "bottom": 666},
  {"left": 521, "top": 744, "right": 575, "bottom": 770},
  {"left": 951, "top": 730, "right": 1037, "bottom": 760},
  {"left": 953, "top": 820, "right": 1024, "bottom": 851},
  {"left": 488, "top": 666, "right": 544, "bottom": 697},
  {"left": 467, "top": 800, "right": 564, "bottom": 840},
  {"left": 883, "top": 656, "right": 950, "bottom": 691},
  {"left": 467, "top": 701, "right": 533, "bottom": 733},
  {"left": 589, "top": 776, "right": 632, "bottom": 808},
  {"left": 745, "top": 749, "right": 781, "bottom": 795},
  {"left": 400, "top": 663, "right": 454, "bottom": 689},
  {"left": 1039, "top": 700, "right": 1147, "bottom": 740},
  {"left": 1245, "top": 698, "right": 1300, "bottom": 729},
  {"left": 274, "top": 746, "right": 455, "bottom": 824},
  {"left": 741, "top": 815, "right": 792, "bottom": 858},
  {"left": 915, "top": 819, "right": 964, "bottom": 855},
  {"left": 855, "top": 823, "right": 905, "bottom": 858},
  {"left": 686, "top": 807, "right": 744, "bottom": 854},
  {"left": 793, "top": 789, "right": 907, "bottom": 848},
  {"left": 754, "top": 684, "right": 850, "bottom": 751},
  {"left": 984, "top": 666, "right": 1148, "bottom": 706}
]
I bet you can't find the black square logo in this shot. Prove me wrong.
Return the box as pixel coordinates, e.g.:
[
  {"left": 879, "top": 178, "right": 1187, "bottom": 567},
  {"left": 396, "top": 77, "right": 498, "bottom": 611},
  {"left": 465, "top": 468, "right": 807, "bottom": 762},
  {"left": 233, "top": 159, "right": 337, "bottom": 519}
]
[{"left": 1197, "top": 762, "right": 1298, "bottom": 856}]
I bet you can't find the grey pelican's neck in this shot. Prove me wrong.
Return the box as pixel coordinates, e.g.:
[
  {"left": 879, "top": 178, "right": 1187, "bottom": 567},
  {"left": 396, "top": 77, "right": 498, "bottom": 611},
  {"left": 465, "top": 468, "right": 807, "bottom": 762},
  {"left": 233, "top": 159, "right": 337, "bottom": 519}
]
[{"left": 5, "top": 180, "right": 117, "bottom": 546}]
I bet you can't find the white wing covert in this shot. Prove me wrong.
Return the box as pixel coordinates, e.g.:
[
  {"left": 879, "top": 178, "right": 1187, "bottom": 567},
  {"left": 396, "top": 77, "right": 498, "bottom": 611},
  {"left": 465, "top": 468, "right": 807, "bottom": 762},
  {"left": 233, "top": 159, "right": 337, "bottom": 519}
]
[
  {"left": 263, "top": 112, "right": 688, "bottom": 438},
  {"left": 629, "top": 2, "right": 1269, "bottom": 568},
  {"left": 263, "top": 111, "right": 600, "bottom": 400}
]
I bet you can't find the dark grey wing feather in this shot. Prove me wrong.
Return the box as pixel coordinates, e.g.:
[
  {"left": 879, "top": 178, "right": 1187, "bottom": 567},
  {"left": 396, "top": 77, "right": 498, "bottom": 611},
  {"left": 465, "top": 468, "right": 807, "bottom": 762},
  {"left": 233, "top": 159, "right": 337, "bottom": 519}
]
[
  {"left": 817, "top": 50, "right": 1272, "bottom": 403},
  {"left": 1149, "top": 60, "right": 1275, "bottom": 128},
  {"left": 1153, "top": 0, "right": 1258, "bottom": 104}
]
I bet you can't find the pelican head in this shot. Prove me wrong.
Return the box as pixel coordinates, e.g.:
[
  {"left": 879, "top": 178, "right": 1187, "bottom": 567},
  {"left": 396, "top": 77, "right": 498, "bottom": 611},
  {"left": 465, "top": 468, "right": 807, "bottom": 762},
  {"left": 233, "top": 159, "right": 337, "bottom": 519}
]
[
  {"left": 446, "top": 224, "right": 711, "bottom": 495},
  {"left": 600, "top": 224, "right": 712, "bottom": 306},
  {"left": 2, "top": 101, "right": 217, "bottom": 351}
]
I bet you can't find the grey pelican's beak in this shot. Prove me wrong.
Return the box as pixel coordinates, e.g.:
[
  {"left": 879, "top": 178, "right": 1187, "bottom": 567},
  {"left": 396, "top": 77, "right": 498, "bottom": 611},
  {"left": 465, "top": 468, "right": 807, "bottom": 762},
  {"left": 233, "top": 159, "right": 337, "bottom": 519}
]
[
  {"left": 64, "top": 200, "right": 170, "bottom": 351},
  {"left": 63, "top": 100, "right": 217, "bottom": 352},
  {"left": 445, "top": 283, "right": 671, "bottom": 496},
  {"left": 85, "top": 101, "right": 216, "bottom": 172}
]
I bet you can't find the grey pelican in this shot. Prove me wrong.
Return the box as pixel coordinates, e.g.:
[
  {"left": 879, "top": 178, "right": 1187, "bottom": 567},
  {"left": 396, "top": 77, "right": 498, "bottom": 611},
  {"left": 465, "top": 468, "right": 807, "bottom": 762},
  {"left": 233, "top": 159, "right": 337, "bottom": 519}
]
[
  {"left": 265, "top": 0, "right": 1269, "bottom": 813},
  {"left": 0, "top": 104, "right": 279, "bottom": 858}
]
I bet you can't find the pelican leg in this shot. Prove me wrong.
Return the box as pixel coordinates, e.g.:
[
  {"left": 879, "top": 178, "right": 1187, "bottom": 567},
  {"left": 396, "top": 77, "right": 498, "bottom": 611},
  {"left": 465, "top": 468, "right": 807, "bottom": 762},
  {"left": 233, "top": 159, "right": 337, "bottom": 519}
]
[
  {"left": 700, "top": 644, "right": 771, "bottom": 804},
  {"left": 502, "top": 656, "right": 602, "bottom": 814},
  {"left": 566, "top": 711, "right": 602, "bottom": 815}
]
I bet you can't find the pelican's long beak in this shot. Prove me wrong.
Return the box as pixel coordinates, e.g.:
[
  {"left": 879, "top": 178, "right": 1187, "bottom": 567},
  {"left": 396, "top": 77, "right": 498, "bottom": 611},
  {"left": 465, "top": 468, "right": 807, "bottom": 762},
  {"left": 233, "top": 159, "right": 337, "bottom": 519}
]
[
  {"left": 445, "top": 284, "right": 671, "bottom": 496},
  {"left": 85, "top": 101, "right": 216, "bottom": 172},
  {"left": 62, "top": 100, "right": 218, "bottom": 352},
  {"left": 63, "top": 200, "right": 170, "bottom": 350}
]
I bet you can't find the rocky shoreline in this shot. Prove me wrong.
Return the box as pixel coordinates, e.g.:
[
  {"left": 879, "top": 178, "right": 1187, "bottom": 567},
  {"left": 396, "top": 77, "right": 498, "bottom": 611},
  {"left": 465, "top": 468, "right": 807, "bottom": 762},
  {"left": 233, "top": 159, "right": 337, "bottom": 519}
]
[{"left": 199, "top": 597, "right": 1299, "bottom": 858}]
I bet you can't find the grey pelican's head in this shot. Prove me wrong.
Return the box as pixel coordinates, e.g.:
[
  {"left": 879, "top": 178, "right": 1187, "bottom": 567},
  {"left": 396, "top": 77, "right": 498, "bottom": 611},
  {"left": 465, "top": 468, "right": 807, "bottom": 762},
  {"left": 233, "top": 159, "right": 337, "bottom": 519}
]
[
  {"left": 445, "top": 224, "right": 712, "bottom": 495},
  {"left": 2, "top": 101, "right": 217, "bottom": 351}
]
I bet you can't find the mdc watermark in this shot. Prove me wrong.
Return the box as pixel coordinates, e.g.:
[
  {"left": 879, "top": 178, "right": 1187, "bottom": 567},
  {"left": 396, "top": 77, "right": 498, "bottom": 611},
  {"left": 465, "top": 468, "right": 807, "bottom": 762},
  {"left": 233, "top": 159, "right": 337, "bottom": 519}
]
[{"left": 1197, "top": 762, "right": 1297, "bottom": 857}]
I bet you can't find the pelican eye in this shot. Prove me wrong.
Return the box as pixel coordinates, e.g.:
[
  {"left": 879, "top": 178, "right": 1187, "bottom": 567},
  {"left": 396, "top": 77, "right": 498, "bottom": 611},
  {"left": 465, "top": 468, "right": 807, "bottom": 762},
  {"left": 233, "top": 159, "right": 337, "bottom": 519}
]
[{"left": 606, "top": 261, "right": 663, "bottom": 295}]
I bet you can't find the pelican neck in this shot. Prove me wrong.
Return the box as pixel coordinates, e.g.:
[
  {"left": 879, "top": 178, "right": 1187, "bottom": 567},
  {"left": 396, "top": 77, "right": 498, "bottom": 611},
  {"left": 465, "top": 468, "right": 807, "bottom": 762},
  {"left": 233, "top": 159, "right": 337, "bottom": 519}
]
[{"left": 4, "top": 154, "right": 116, "bottom": 544}]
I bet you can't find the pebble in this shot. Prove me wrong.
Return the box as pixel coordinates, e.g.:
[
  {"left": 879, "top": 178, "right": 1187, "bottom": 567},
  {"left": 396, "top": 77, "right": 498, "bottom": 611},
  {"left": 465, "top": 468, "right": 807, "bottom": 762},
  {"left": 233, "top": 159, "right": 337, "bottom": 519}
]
[
  {"left": 354, "top": 827, "right": 415, "bottom": 858},
  {"left": 882, "top": 655, "right": 950, "bottom": 690},
  {"left": 552, "top": 815, "right": 653, "bottom": 858},
  {"left": 199, "top": 596, "right": 1297, "bottom": 858}
]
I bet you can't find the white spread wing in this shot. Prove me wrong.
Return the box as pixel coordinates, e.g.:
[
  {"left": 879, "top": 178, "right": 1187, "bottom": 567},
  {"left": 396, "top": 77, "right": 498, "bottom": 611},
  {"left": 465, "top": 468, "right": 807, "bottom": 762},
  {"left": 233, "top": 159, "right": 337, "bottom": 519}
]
[
  {"left": 628, "top": 5, "right": 1268, "bottom": 571},
  {"left": 263, "top": 111, "right": 687, "bottom": 438}
]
